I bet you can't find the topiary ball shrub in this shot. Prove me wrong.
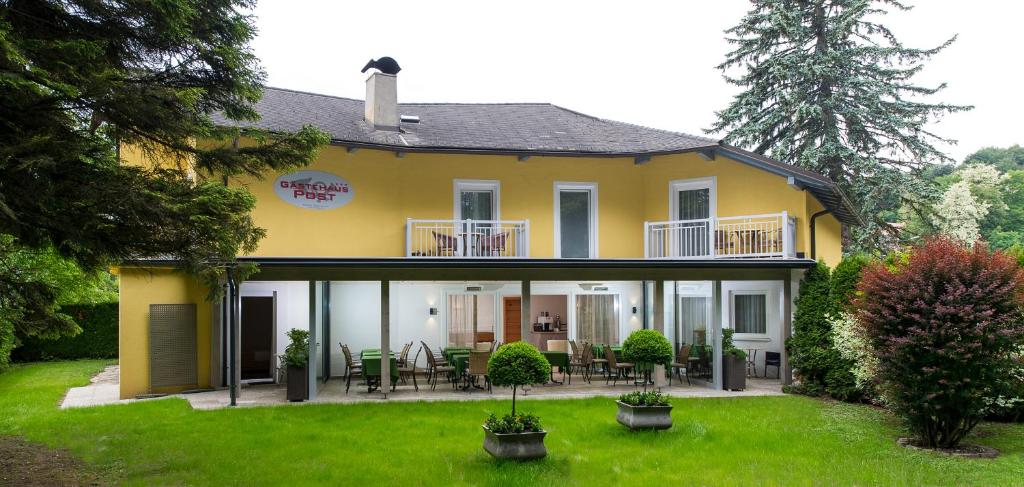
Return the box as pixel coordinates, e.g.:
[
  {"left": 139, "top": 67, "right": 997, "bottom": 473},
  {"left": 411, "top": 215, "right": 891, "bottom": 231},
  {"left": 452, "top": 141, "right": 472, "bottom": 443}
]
[
  {"left": 622, "top": 330, "right": 673, "bottom": 389},
  {"left": 856, "top": 237, "right": 1024, "bottom": 448},
  {"left": 488, "top": 342, "right": 550, "bottom": 416}
]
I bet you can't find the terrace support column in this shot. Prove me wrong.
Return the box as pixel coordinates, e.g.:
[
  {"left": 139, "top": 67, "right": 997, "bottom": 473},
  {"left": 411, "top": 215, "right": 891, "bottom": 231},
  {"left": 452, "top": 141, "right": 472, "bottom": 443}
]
[
  {"left": 308, "top": 281, "right": 317, "bottom": 401},
  {"left": 227, "top": 269, "right": 240, "bottom": 406},
  {"left": 712, "top": 280, "right": 723, "bottom": 390},
  {"left": 782, "top": 271, "right": 794, "bottom": 385},
  {"left": 520, "top": 280, "right": 531, "bottom": 344},
  {"left": 653, "top": 280, "right": 665, "bottom": 333},
  {"left": 380, "top": 280, "right": 391, "bottom": 398}
]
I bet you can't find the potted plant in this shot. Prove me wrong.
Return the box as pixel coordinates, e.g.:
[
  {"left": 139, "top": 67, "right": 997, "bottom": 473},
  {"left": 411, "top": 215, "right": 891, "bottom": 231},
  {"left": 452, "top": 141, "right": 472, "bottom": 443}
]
[
  {"left": 616, "top": 390, "right": 673, "bottom": 430},
  {"left": 283, "top": 328, "right": 310, "bottom": 402},
  {"left": 621, "top": 329, "right": 673, "bottom": 391},
  {"left": 722, "top": 329, "right": 747, "bottom": 391},
  {"left": 482, "top": 342, "right": 551, "bottom": 460}
]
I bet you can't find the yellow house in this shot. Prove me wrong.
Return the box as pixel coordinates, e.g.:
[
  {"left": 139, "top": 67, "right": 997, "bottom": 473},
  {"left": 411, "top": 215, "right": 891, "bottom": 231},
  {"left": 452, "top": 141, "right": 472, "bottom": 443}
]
[{"left": 117, "top": 61, "right": 858, "bottom": 401}]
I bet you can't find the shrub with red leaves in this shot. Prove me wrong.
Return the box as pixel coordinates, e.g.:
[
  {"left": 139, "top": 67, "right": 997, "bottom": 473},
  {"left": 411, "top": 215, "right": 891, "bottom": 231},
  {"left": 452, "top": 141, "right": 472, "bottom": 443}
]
[{"left": 855, "top": 237, "right": 1024, "bottom": 448}]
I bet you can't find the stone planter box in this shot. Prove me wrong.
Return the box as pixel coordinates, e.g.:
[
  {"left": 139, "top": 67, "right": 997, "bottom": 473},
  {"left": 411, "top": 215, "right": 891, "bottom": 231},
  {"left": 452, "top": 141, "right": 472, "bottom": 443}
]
[
  {"left": 286, "top": 364, "right": 308, "bottom": 402},
  {"left": 482, "top": 425, "right": 547, "bottom": 460},
  {"left": 723, "top": 355, "right": 746, "bottom": 391},
  {"left": 615, "top": 401, "right": 673, "bottom": 430}
]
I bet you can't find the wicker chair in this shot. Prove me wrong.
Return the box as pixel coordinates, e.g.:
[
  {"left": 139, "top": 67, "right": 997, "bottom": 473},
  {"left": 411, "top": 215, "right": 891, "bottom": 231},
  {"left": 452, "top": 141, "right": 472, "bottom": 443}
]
[
  {"left": 669, "top": 344, "right": 691, "bottom": 386},
  {"left": 432, "top": 231, "right": 458, "bottom": 256},
  {"left": 604, "top": 346, "right": 635, "bottom": 386},
  {"left": 569, "top": 340, "right": 593, "bottom": 383},
  {"left": 465, "top": 351, "right": 491, "bottom": 392},
  {"left": 341, "top": 344, "right": 363, "bottom": 394},
  {"left": 396, "top": 342, "right": 412, "bottom": 367},
  {"left": 398, "top": 346, "right": 420, "bottom": 391},
  {"left": 421, "top": 341, "right": 455, "bottom": 391}
]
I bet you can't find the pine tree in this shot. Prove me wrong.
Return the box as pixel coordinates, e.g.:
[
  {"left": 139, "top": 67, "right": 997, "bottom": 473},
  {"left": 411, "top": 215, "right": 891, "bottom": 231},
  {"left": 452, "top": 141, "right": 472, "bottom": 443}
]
[
  {"left": 709, "top": 0, "right": 971, "bottom": 249},
  {"left": 0, "top": 0, "right": 328, "bottom": 364}
]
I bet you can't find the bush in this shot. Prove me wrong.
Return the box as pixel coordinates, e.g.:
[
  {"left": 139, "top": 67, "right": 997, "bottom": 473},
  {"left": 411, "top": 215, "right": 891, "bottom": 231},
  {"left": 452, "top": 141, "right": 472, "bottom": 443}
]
[
  {"left": 721, "top": 328, "right": 746, "bottom": 359},
  {"left": 11, "top": 303, "right": 118, "bottom": 363},
  {"left": 856, "top": 238, "right": 1024, "bottom": 448},
  {"left": 830, "top": 253, "right": 870, "bottom": 311},
  {"left": 622, "top": 330, "right": 673, "bottom": 388},
  {"left": 282, "top": 329, "right": 309, "bottom": 368},
  {"left": 484, "top": 412, "right": 543, "bottom": 434},
  {"left": 0, "top": 319, "right": 13, "bottom": 370},
  {"left": 488, "top": 342, "right": 550, "bottom": 415},
  {"left": 787, "top": 260, "right": 864, "bottom": 401},
  {"left": 619, "top": 390, "right": 670, "bottom": 407}
]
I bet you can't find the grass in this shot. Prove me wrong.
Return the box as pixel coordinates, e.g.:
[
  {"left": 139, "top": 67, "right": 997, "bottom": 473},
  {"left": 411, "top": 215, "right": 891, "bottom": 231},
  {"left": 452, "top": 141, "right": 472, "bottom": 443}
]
[{"left": 2, "top": 360, "right": 1023, "bottom": 486}]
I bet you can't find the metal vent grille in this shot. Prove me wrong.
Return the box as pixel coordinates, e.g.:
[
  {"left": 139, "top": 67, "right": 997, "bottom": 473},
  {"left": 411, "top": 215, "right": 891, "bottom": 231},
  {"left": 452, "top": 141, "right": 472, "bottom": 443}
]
[{"left": 149, "top": 304, "right": 197, "bottom": 389}]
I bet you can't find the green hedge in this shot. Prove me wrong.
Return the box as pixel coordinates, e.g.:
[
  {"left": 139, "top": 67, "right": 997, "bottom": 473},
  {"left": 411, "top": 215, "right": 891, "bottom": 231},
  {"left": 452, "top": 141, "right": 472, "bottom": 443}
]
[{"left": 12, "top": 302, "right": 118, "bottom": 362}]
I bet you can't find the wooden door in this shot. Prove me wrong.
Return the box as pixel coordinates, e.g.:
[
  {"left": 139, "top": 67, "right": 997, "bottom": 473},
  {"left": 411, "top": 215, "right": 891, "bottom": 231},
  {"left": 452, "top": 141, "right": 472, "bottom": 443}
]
[{"left": 503, "top": 297, "right": 522, "bottom": 343}]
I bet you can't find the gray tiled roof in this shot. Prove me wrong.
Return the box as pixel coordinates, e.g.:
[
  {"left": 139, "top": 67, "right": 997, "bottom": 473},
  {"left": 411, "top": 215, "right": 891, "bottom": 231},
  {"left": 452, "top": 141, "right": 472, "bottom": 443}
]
[
  {"left": 214, "top": 87, "right": 718, "bottom": 154},
  {"left": 213, "top": 86, "right": 860, "bottom": 225}
]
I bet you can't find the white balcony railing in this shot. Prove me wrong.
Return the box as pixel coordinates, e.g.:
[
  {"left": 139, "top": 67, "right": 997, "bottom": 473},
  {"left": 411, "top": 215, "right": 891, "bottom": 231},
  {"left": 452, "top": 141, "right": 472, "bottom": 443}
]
[
  {"left": 645, "top": 212, "right": 797, "bottom": 259},
  {"left": 406, "top": 219, "right": 530, "bottom": 258}
]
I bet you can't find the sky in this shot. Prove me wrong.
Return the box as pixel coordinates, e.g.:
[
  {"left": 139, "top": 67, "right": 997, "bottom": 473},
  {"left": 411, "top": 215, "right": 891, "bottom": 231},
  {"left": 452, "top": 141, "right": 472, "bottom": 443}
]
[{"left": 250, "top": 1, "right": 1023, "bottom": 163}]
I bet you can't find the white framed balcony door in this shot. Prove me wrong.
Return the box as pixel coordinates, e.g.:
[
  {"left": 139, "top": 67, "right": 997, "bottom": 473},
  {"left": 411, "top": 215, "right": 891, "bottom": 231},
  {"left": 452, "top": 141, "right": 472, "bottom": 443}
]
[
  {"left": 554, "top": 182, "right": 598, "bottom": 259},
  {"left": 669, "top": 177, "right": 716, "bottom": 258}
]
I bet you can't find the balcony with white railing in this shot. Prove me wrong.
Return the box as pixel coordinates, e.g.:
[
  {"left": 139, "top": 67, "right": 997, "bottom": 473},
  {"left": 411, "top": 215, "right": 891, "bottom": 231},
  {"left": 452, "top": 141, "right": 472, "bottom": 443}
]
[
  {"left": 406, "top": 219, "right": 530, "bottom": 258},
  {"left": 645, "top": 212, "right": 797, "bottom": 259}
]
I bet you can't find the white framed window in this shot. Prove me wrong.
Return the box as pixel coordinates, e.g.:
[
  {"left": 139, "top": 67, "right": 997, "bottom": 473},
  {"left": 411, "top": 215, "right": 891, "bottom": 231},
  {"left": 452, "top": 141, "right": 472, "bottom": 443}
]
[
  {"left": 669, "top": 177, "right": 716, "bottom": 221},
  {"left": 553, "top": 182, "right": 598, "bottom": 258},
  {"left": 729, "top": 289, "right": 770, "bottom": 339},
  {"left": 454, "top": 179, "right": 500, "bottom": 221}
]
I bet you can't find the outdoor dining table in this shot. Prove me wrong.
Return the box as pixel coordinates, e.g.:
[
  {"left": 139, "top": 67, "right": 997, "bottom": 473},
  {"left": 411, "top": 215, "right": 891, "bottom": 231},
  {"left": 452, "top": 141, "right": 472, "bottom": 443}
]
[
  {"left": 540, "top": 351, "right": 570, "bottom": 384},
  {"left": 359, "top": 348, "right": 381, "bottom": 359},
  {"left": 450, "top": 353, "right": 471, "bottom": 379},
  {"left": 360, "top": 352, "right": 398, "bottom": 393},
  {"left": 443, "top": 347, "right": 473, "bottom": 363},
  {"left": 591, "top": 344, "right": 623, "bottom": 361}
]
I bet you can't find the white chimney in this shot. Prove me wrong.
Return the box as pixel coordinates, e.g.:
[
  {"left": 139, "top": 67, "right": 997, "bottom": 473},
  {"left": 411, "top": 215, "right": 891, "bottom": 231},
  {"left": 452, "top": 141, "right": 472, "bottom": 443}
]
[{"left": 365, "top": 72, "right": 398, "bottom": 131}]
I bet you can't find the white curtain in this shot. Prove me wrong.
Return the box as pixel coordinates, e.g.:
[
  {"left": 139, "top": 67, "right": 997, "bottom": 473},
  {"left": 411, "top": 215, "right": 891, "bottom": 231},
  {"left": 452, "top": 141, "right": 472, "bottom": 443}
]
[
  {"left": 678, "top": 296, "right": 709, "bottom": 345},
  {"left": 575, "top": 294, "right": 619, "bottom": 345},
  {"left": 447, "top": 294, "right": 477, "bottom": 346},
  {"left": 734, "top": 294, "right": 766, "bottom": 334}
]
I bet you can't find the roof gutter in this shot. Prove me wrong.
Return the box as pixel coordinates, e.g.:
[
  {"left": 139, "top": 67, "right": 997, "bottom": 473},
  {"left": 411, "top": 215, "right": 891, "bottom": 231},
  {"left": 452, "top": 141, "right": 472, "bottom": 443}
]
[{"left": 809, "top": 209, "right": 832, "bottom": 260}]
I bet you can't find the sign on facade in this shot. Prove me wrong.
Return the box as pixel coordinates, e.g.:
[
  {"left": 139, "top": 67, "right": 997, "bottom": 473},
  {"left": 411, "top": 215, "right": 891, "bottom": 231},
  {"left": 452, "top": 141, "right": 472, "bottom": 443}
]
[{"left": 274, "top": 170, "right": 354, "bottom": 210}]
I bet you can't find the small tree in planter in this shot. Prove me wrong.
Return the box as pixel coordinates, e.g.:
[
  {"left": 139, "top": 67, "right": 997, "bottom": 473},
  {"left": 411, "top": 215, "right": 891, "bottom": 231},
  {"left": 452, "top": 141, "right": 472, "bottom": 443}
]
[
  {"left": 856, "top": 238, "right": 1024, "bottom": 449},
  {"left": 483, "top": 342, "right": 551, "bottom": 460},
  {"left": 283, "top": 328, "right": 309, "bottom": 402},
  {"left": 722, "top": 329, "right": 747, "bottom": 391},
  {"left": 621, "top": 330, "right": 673, "bottom": 391}
]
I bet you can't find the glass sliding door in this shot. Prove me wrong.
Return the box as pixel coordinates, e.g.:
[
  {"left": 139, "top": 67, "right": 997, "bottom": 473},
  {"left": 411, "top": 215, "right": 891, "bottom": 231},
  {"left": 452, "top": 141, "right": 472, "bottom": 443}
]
[
  {"left": 671, "top": 179, "right": 714, "bottom": 258},
  {"left": 446, "top": 294, "right": 477, "bottom": 347},
  {"left": 459, "top": 190, "right": 494, "bottom": 221},
  {"left": 556, "top": 184, "right": 596, "bottom": 258},
  {"left": 672, "top": 281, "right": 714, "bottom": 386},
  {"left": 455, "top": 180, "right": 500, "bottom": 256}
]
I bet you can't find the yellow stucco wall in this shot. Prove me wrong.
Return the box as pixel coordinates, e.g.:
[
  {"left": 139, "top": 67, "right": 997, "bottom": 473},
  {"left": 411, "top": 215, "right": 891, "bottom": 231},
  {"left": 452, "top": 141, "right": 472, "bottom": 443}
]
[
  {"left": 118, "top": 268, "right": 211, "bottom": 399},
  {"left": 229, "top": 145, "right": 838, "bottom": 260}
]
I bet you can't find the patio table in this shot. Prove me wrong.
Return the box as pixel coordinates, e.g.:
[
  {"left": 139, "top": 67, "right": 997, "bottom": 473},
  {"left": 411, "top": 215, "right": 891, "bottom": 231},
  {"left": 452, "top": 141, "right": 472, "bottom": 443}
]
[
  {"left": 359, "top": 348, "right": 381, "bottom": 359},
  {"left": 591, "top": 344, "right": 623, "bottom": 362},
  {"left": 361, "top": 353, "right": 398, "bottom": 393},
  {"left": 450, "top": 353, "right": 471, "bottom": 379},
  {"left": 443, "top": 347, "right": 473, "bottom": 362},
  {"left": 541, "top": 351, "right": 570, "bottom": 384}
]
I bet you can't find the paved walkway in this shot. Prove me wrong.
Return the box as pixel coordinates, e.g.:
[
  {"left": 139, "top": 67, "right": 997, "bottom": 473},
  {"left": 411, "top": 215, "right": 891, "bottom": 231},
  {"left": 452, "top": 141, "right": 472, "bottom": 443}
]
[
  {"left": 61, "top": 366, "right": 786, "bottom": 410},
  {"left": 186, "top": 375, "right": 785, "bottom": 410},
  {"left": 60, "top": 365, "right": 123, "bottom": 409}
]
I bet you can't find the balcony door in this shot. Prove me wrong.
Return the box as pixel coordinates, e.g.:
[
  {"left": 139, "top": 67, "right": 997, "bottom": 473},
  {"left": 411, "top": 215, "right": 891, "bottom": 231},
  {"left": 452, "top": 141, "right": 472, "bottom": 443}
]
[
  {"left": 670, "top": 178, "right": 716, "bottom": 257},
  {"left": 554, "top": 182, "right": 597, "bottom": 258}
]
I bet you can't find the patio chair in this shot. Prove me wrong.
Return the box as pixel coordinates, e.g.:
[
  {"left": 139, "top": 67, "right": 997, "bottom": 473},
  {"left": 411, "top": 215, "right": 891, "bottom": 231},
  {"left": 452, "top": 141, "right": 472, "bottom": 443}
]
[
  {"left": 465, "top": 351, "right": 491, "bottom": 392},
  {"left": 478, "top": 232, "right": 509, "bottom": 256},
  {"left": 275, "top": 354, "right": 287, "bottom": 384},
  {"left": 569, "top": 341, "right": 593, "bottom": 383},
  {"left": 421, "top": 341, "right": 456, "bottom": 391},
  {"left": 432, "top": 231, "right": 458, "bottom": 256},
  {"left": 590, "top": 343, "right": 609, "bottom": 378},
  {"left": 398, "top": 346, "right": 421, "bottom": 391},
  {"left": 764, "top": 351, "right": 782, "bottom": 379},
  {"left": 669, "top": 344, "right": 691, "bottom": 386},
  {"left": 341, "top": 344, "right": 363, "bottom": 394},
  {"left": 396, "top": 342, "right": 412, "bottom": 367},
  {"left": 714, "top": 229, "right": 734, "bottom": 256},
  {"left": 604, "top": 346, "right": 634, "bottom": 386}
]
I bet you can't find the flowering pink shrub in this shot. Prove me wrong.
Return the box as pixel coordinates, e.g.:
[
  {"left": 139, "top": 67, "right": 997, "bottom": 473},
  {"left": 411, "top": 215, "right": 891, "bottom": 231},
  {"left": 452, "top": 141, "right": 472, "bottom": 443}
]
[{"left": 855, "top": 237, "right": 1024, "bottom": 448}]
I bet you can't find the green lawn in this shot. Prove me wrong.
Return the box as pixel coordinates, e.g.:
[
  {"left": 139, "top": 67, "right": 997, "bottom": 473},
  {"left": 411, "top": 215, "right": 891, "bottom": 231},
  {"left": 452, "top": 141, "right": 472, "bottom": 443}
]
[{"left": 1, "top": 361, "right": 1022, "bottom": 486}]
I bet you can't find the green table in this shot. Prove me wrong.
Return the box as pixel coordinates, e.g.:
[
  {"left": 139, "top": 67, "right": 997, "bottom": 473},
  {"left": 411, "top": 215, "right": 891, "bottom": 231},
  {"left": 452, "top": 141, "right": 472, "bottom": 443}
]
[
  {"left": 443, "top": 347, "right": 472, "bottom": 363},
  {"left": 361, "top": 353, "right": 398, "bottom": 393},
  {"left": 592, "top": 344, "right": 623, "bottom": 361},
  {"left": 359, "top": 348, "right": 381, "bottom": 360},
  {"left": 541, "top": 351, "right": 570, "bottom": 384},
  {"left": 451, "top": 353, "right": 470, "bottom": 378}
]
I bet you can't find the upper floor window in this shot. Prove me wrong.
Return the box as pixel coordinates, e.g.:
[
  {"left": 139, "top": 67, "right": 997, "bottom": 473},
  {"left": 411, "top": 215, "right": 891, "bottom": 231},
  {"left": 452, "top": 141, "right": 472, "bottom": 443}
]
[
  {"left": 669, "top": 177, "right": 716, "bottom": 257},
  {"left": 554, "top": 182, "right": 598, "bottom": 258},
  {"left": 454, "top": 179, "right": 500, "bottom": 221}
]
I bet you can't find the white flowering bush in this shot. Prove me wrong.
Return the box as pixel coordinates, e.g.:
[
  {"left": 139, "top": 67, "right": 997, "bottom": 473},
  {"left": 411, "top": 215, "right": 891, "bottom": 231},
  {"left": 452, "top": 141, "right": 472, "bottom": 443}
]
[
  {"left": 829, "top": 312, "right": 883, "bottom": 403},
  {"left": 932, "top": 164, "right": 1009, "bottom": 245}
]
